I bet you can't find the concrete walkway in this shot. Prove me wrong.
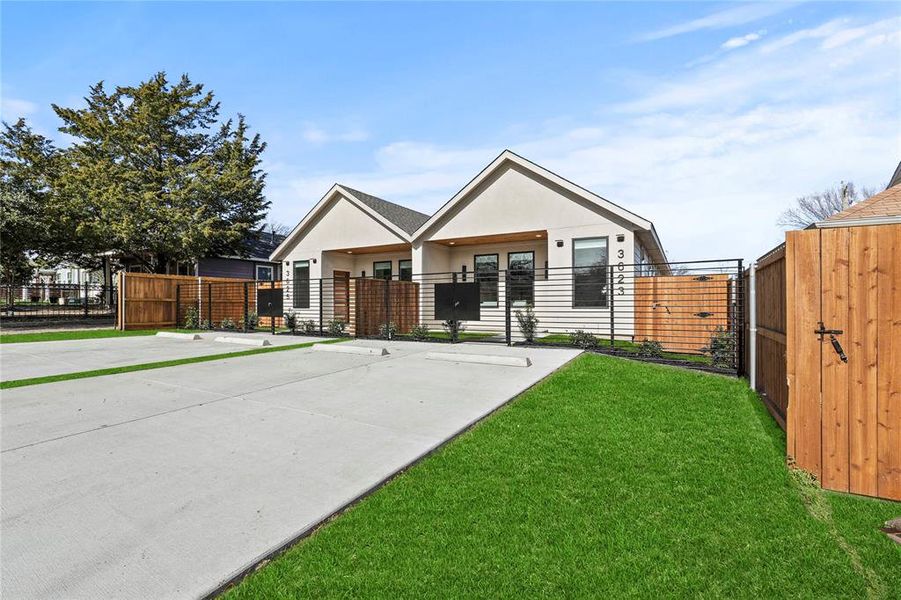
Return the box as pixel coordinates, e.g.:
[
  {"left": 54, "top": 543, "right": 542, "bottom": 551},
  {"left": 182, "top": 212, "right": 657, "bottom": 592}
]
[
  {"left": 1, "top": 341, "right": 580, "bottom": 599},
  {"left": 0, "top": 332, "right": 323, "bottom": 382}
]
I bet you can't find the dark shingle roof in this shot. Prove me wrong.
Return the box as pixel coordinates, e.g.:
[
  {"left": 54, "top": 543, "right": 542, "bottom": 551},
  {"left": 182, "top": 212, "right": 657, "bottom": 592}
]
[
  {"left": 340, "top": 185, "right": 430, "bottom": 235},
  {"left": 243, "top": 230, "right": 287, "bottom": 260}
]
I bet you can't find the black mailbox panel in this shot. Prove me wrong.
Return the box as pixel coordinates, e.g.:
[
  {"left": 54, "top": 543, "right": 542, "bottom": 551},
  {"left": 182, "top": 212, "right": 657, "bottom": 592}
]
[
  {"left": 434, "top": 282, "right": 480, "bottom": 321},
  {"left": 257, "top": 288, "right": 284, "bottom": 317}
]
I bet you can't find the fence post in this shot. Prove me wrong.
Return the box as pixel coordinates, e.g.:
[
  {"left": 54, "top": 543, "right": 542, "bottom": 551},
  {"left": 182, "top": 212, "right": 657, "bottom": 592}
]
[
  {"left": 749, "top": 261, "right": 757, "bottom": 387},
  {"left": 504, "top": 270, "right": 512, "bottom": 346},
  {"left": 207, "top": 282, "right": 212, "bottom": 327},
  {"left": 385, "top": 276, "right": 392, "bottom": 339},
  {"left": 736, "top": 259, "right": 745, "bottom": 377},
  {"left": 175, "top": 284, "right": 181, "bottom": 328},
  {"left": 271, "top": 279, "right": 276, "bottom": 335},
  {"left": 609, "top": 265, "right": 615, "bottom": 349},
  {"left": 318, "top": 279, "right": 324, "bottom": 335},
  {"left": 243, "top": 282, "right": 249, "bottom": 333},
  {"left": 83, "top": 280, "right": 89, "bottom": 317}
]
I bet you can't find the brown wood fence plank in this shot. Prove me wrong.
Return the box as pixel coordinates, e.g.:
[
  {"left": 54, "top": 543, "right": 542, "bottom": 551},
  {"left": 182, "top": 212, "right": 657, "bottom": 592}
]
[
  {"left": 876, "top": 224, "right": 901, "bottom": 500},
  {"left": 820, "top": 227, "right": 850, "bottom": 492},
  {"left": 848, "top": 225, "right": 879, "bottom": 496}
]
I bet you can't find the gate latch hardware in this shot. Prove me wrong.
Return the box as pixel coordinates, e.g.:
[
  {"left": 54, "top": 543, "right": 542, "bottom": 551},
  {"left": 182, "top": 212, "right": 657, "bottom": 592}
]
[
  {"left": 814, "top": 321, "right": 848, "bottom": 363},
  {"left": 694, "top": 311, "right": 713, "bottom": 318},
  {"left": 693, "top": 275, "right": 712, "bottom": 281}
]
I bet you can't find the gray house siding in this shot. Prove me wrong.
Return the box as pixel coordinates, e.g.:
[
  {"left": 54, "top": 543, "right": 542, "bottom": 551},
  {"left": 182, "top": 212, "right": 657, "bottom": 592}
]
[{"left": 197, "top": 258, "right": 281, "bottom": 280}]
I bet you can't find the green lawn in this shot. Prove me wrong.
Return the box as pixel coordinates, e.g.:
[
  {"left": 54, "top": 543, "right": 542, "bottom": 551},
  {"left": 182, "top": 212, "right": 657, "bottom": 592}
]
[
  {"left": 0, "top": 328, "right": 159, "bottom": 344},
  {"left": 225, "top": 354, "right": 900, "bottom": 599},
  {"left": 534, "top": 333, "right": 712, "bottom": 364}
]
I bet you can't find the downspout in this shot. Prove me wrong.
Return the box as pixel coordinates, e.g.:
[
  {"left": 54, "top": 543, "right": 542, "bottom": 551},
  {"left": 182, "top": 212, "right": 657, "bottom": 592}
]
[{"left": 749, "top": 261, "right": 757, "bottom": 389}]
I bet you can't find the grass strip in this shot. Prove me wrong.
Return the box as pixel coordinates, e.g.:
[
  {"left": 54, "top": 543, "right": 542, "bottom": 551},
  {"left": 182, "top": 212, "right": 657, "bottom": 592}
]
[
  {"left": 0, "top": 329, "right": 160, "bottom": 344},
  {"left": 0, "top": 338, "right": 345, "bottom": 390}
]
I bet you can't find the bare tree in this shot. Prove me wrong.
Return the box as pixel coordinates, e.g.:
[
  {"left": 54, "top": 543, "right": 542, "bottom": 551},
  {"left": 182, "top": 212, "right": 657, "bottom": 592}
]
[
  {"left": 263, "top": 221, "right": 292, "bottom": 237},
  {"left": 778, "top": 182, "right": 878, "bottom": 229}
]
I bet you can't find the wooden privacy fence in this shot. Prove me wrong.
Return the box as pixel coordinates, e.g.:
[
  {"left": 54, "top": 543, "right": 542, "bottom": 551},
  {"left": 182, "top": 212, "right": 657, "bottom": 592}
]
[
  {"left": 348, "top": 278, "right": 420, "bottom": 336},
  {"left": 634, "top": 274, "right": 733, "bottom": 354},
  {"left": 745, "top": 245, "right": 788, "bottom": 427},
  {"left": 117, "top": 273, "right": 272, "bottom": 330}
]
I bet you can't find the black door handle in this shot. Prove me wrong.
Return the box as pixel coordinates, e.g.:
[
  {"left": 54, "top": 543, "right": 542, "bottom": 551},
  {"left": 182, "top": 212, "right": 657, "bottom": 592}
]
[{"left": 829, "top": 334, "right": 848, "bottom": 363}]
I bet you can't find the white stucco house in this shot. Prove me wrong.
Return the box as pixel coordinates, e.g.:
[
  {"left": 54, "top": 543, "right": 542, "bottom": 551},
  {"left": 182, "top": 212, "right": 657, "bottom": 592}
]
[{"left": 270, "top": 150, "right": 668, "bottom": 337}]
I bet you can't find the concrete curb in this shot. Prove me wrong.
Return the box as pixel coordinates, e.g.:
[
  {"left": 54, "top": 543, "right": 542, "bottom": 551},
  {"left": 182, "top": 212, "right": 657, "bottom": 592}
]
[
  {"left": 425, "top": 352, "right": 531, "bottom": 367},
  {"left": 312, "top": 344, "right": 388, "bottom": 356},
  {"left": 214, "top": 337, "right": 271, "bottom": 347},
  {"left": 155, "top": 332, "right": 201, "bottom": 341}
]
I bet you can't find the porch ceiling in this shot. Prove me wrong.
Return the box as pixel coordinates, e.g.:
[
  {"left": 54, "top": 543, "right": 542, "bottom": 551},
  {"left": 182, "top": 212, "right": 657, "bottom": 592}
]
[
  {"left": 430, "top": 230, "right": 547, "bottom": 247},
  {"left": 328, "top": 242, "right": 411, "bottom": 255}
]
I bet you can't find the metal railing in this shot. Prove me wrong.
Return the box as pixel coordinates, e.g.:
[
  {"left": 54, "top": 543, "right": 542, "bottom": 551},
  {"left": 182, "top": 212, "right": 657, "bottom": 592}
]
[
  {"left": 178, "top": 259, "right": 744, "bottom": 374},
  {"left": 1, "top": 282, "right": 118, "bottom": 324}
]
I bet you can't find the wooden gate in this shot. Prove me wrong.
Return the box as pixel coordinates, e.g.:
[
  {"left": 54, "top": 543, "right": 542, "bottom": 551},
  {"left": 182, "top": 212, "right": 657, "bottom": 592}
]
[
  {"left": 786, "top": 225, "right": 900, "bottom": 500},
  {"left": 333, "top": 271, "right": 350, "bottom": 322}
]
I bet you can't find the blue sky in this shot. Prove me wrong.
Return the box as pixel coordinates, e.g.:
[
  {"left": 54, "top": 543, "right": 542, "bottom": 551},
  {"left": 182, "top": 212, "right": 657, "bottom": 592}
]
[{"left": 2, "top": 1, "right": 899, "bottom": 261}]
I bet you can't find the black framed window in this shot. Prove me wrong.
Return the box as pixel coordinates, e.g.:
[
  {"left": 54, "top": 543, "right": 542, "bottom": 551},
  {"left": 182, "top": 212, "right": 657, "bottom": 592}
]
[
  {"left": 573, "top": 237, "right": 608, "bottom": 308},
  {"left": 508, "top": 251, "right": 534, "bottom": 306},
  {"left": 293, "top": 260, "right": 310, "bottom": 309},
  {"left": 373, "top": 261, "right": 392, "bottom": 280},
  {"left": 474, "top": 254, "right": 499, "bottom": 307},
  {"left": 399, "top": 259, "right": 412, "bottom": 282},
  {"left": 256, "top": 264, "right": 274, "bottom": 281}
]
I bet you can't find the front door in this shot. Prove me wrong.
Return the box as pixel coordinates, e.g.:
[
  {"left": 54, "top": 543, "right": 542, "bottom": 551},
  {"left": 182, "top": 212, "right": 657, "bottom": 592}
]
[
  {"left": 786, "top": 225, "right": 900, "bottom": 501},
  {"left": 333, "top": 270, "right": 350, "bottom": 322}
]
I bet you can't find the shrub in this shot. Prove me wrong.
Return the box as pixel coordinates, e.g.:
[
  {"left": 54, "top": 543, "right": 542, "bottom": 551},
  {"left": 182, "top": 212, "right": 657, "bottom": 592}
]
[
  {"left": 515, "top": 304, "right": 539, "bottom": 343},
  {"left": 636, "top": 338, "right": 663, "bottom": 358},
  {"left": 284, "top": 312, "right": 298, "bottom": 333},
  {"left": 182, "top": 306, "right": 200, "bottom": 329},
  {"left": 379, "top": 321, "right": 398, "bottom": 339},
  {"left": 327, "top": 318, "right": 346, "bottom": 336},
  {"left": 244, "top": 311, "right": 259, "bottom": 330},
  {"left": 301, "top": 319, "right": 316, "bottom": 334},
  {"left": 198, "top": 319, "right": 211, "bottom": 330},
  {"left": 702, "top": 326, "right": 736, "bottom": 369},
  {"left": 441, "top": 319, "right": 465, "bottom": 339},
  {"left": 220, "top": 317, "right": 236, "bottom": 330},
  {"left": 410, "top": 323, "right": 430, "bottom": 341},
  {"left": 568, "top": 329, "right": 598, "bottom": 349}
]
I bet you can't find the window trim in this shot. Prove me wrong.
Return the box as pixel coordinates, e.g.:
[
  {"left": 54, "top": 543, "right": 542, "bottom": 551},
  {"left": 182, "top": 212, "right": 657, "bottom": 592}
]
[
  {"left": 474, "top": 253, "right": 499, "bottom": 308},
  {"left": 292, "top": 260, "right": 310, "bottom": 309},
  {"left": 399, "top": 259, "right": 413, "bottom": 282},
  {"left": 255, "top": 264, "right": 274, "bottom": 281},
  {"left": 571, "top": 236, "right": 609, "bottom": 309},
  {"left": 373, "top": 260, "right": 392, "bottom": 280},
  {"left": 507, "top": 250, "right": 535, "bottom": 307}
]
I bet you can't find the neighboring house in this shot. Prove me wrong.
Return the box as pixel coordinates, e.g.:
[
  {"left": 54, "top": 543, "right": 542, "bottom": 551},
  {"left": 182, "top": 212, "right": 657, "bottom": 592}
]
[
  {"left": 271, "top": 150, "right": 667, "bottom": 335},
  {"left": 815, "top": 170, "right": 901, "bottom": 228}
]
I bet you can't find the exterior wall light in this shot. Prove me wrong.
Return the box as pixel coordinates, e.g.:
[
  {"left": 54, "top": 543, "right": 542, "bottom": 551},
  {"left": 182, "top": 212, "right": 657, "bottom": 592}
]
[{"left": 555, "top": 240, "right": 564, "bottom": 248}]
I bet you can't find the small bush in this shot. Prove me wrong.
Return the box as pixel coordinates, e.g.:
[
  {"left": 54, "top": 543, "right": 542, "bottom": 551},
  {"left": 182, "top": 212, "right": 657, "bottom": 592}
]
[
  {"left": 379, "top": 321, "right": 398, "bottom": 339},
  {"left": 301, "top": 319, "right": 316, "bottom": 334},
  {"left": 410, "top": 323, "right": 430, "bottom": 341},
  {"left": 245, "top": 311, "right": 259, "bottom": 330},
  {"left": 703, "top": 326, "right": 736, "bottom": 369},
  {"left": 515, "top": 304, "right": 539, "bottom": 343},
  {"left": 636, "top": 338, "right": 663, "bottom": 358},
  {"left": 182, "top": 306, "right": 200, "bottom": 329},
  {"left": 198, "top": 319, "right": 211, "bottom": 330},
  {"left": 284, "top": 312, "right": 298, "bottom": 333},
  {"left": 327, "top": 318, "right": 346, "bottom": 336},
  {"left": 569, "top": 329, "right": 598, "bottom": 349},
  {"left": 220, "top": 317, "right": 236, "bottom": 330},
  {"left": 442, "top": 319, "right": 465, "bottom": 339}
]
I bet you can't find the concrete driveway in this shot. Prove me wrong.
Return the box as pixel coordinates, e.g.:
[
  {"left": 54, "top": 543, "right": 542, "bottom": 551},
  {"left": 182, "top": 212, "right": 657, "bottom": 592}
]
[
  {"left": 0, "top": 332, "right": 322, "bottom": 382},
  {"left": 1, "top": 340, "right": 580, "bottom": 599}
]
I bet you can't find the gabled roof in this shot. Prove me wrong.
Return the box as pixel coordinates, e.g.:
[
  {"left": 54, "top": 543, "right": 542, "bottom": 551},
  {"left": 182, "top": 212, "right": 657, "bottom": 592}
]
[
  {"left": 242, "top": 229, "right": 286, "bottom": 261},
  {"left": 270, "top": 184, "right": 415, "bottom": 261},
  {"left": 410, "top": 150, "right": 666, "bottom": 262},
  {"left": 888, "top": 160, "right": 901, "bottom": 190},
  {"left": 818, "top": 183, "right": 901, "bottom": 227},
  {"left": 339, "top": 186, "right": 430, "bottom": 235}
]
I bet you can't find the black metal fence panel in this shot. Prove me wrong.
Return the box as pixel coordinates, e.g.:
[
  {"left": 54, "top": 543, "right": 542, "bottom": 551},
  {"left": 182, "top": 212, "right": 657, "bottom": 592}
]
[
  {"left": 179, "top": 259, "right": 744, "bottom": 375},
  {"left": 1, "top": 282, "right": 118, "bottom": 325}
]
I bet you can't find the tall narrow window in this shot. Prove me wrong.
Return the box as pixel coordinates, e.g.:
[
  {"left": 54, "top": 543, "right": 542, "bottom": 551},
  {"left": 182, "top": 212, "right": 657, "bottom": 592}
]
[
  {"left": 508, "top": 251, "right": 535, "bottom": 306},
  {"left": 573, "top": 237, "right": 608, "bottom": 308},
  {"left": 373, "top": 261, "right": 392, "bottom": 280},
  {"left": 293, "top": 260, "right": 310, "bottom": 309},
  {"left": 474, "top": 254, "right": 499, "bottom": 307},
  {"left": 399, "top": 259, "right": 412, "bottom": 282}
]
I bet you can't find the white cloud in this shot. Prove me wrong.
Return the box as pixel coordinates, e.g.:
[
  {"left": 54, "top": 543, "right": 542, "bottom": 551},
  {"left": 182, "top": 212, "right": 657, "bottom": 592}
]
[
  {"left": 1, "top": 97, "right": 38, "bottom": 119},
  {"left": 301, "top": 123, "right": 369, "bottom": 144},
  {"left": 639, "top": 3, "right": 792, "bottom": 42},
  {"left": 267, "top": 15, "right": 900, "bottom": 263},
  {"left": 721, "top": 30, "right": 765, "bottom": 50}
]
